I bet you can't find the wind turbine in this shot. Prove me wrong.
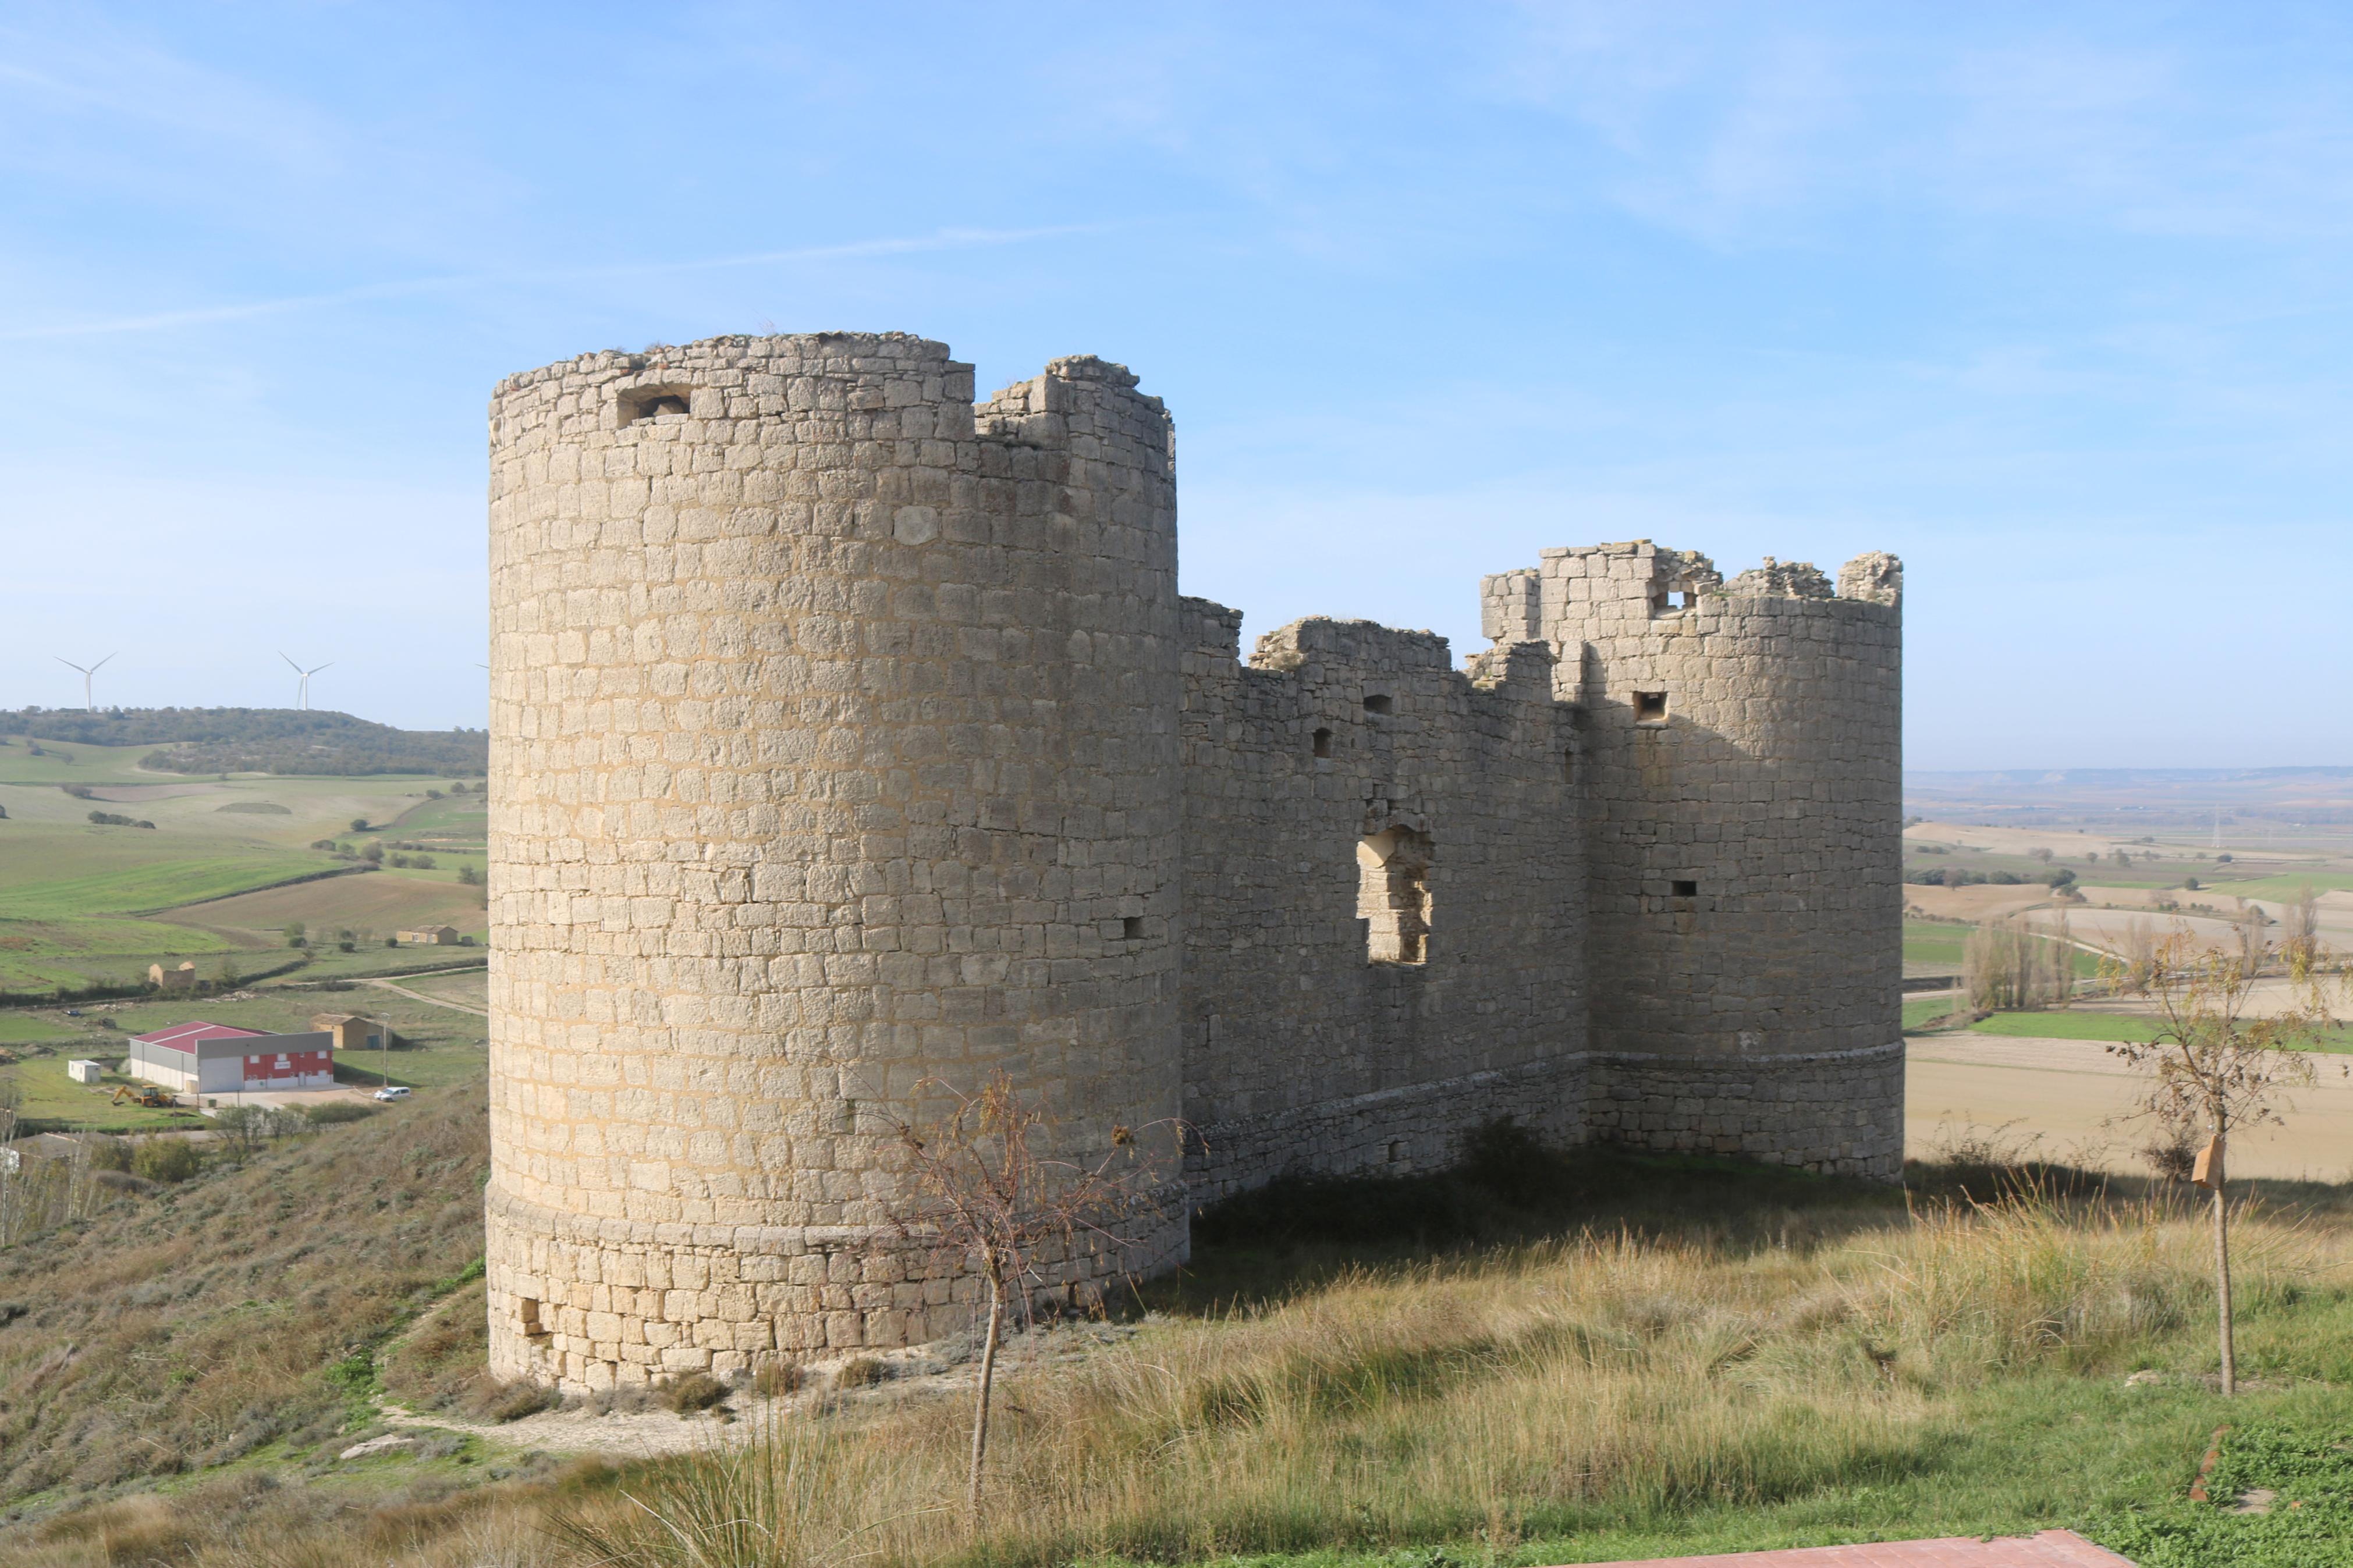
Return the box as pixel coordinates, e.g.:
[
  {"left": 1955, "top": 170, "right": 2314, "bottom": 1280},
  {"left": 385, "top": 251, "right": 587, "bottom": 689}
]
[
  {"left": 54, "top": 653, "right": 116, "bottom": 713},
  {"left": 281, "top": 653, "right": 333, "bottom": 712}
]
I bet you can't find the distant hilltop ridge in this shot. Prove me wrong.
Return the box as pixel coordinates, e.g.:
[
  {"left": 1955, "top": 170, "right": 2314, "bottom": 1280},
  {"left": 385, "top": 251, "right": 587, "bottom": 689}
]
[
  {"left": 0, "top": 707, "right": 486, "bottom": 777},
  {"left": 1909, "top": 767, "right": 2353, "bottom": 787}
]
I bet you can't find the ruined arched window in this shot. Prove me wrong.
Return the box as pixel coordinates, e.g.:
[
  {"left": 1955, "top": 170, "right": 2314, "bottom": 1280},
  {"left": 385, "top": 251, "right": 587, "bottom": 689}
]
[{"left": 1357, "top": 827, "right": 1432, "bottom": 965}]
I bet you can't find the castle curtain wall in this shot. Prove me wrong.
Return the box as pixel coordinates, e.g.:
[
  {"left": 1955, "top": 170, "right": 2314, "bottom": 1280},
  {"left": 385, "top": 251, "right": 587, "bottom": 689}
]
[{"left": 1176, "top": 605, "right": 1589, "bottom": 1200}]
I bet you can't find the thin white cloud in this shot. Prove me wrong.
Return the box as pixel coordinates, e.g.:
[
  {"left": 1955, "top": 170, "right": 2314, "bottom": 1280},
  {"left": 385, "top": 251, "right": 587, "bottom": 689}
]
[{"left": 0, "top": 224, "right": 1108, "bottom": 342}]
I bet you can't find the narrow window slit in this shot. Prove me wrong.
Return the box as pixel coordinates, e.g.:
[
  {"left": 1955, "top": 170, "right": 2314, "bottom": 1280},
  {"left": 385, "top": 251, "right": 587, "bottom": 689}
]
[{"left": 1313, "top": 727, "right": 1333, "bottom": 758}]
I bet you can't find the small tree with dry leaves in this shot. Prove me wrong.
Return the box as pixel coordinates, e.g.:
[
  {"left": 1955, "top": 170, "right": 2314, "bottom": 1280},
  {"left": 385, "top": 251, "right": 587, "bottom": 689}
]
[
  {"left": 879, "top": 1072, "right": 1178, "bottom": 1520},
  {"left": 2098, "top": 926, "right": 2348, "bottom": 1393}
]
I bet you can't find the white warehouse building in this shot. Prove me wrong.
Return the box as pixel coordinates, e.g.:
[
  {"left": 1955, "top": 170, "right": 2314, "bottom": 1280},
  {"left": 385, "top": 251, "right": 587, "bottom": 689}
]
[{"left": 124, "top": 1022, "right": 338, "bottom": 1095}]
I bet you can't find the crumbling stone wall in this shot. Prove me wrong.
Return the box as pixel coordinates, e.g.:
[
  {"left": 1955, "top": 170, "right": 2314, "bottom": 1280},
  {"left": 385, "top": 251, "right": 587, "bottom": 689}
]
[
  {"left": 486, "top": 332, "right": 1907, "bottom": 1391},
  {"left": 1177, "top": 607, "right": 1587, "bottom": 1199}
]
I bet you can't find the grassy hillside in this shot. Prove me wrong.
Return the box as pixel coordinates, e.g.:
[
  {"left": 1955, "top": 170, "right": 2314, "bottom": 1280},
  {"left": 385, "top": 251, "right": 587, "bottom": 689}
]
[
  {"left": 0, "top": 1126, "right": 2345, "bottom": 1567},
  {"left": 0, "top": 1078, "right": 488, "bottom": 1506}
]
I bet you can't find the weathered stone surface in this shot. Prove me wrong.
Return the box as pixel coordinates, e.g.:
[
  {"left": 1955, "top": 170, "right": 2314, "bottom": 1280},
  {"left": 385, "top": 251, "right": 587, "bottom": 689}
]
[{"left": 488, "top": 335, "right": 1905, "bottom": 1392}]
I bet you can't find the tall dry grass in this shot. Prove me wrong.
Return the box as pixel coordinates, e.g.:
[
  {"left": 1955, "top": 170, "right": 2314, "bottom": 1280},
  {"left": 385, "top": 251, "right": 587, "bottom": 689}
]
[{"left": 549, "top": 1182, "right": 2341, "bottom": 1568}]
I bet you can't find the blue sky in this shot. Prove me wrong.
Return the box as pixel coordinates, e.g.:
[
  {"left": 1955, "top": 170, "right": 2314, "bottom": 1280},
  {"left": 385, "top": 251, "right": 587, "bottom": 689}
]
[{"left": 3, "top": 2, "right": 2348, "bottom": 769}]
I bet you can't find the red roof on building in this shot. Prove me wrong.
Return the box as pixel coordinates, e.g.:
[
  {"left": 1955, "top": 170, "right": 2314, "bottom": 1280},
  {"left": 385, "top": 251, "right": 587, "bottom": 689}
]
[{"left": 132, "top": 1021, "right": 267, "bottom": 1053}]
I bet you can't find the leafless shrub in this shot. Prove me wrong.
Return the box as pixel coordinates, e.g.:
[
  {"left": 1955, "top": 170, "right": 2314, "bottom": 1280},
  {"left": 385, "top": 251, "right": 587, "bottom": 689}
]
[
  {"left": 2098, "top": 925, "right": 2351, "bottom": 1393},
  {"left": 878, "top": 1070, "right": 1181, "bottom": 1519}
]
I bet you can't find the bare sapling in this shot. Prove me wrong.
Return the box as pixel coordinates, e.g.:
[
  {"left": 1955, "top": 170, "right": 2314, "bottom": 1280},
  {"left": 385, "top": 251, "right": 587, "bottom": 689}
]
[
  {"left": 2096, "top": 927, "right": 2348, "bottom": 1393},
  {"left": 879, "top": 1072, "right": 1178, "bottom": 1522}
]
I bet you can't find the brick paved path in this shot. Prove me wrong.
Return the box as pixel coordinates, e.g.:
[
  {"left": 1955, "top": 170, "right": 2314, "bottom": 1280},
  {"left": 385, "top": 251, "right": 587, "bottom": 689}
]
[{"left": 1561, "top": 1530, "right": 2136, "bottom": 1567}]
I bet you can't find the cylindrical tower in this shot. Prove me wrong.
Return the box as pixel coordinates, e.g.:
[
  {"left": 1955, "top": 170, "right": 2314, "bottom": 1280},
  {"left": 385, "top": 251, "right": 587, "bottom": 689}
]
[
  {"left": 1487, "top": 542, "right": 1904, "bottom": 1178},
  {"left": 485, "top": 333, "right": 1184, "bottom": 1389}
]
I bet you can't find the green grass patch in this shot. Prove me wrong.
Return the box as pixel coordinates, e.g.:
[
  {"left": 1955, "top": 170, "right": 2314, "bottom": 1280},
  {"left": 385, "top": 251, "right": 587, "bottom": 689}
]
[
  {"left": 1903, "top": 996, "right": 1966, "bottom": 1031},
  {"left": 5, "top": 854, "right": 336, "bottom": 920},
  {"left": 1903, "top": 919, "right": 1972, "bottom": 967},
  {"left": 0, "top": 1057, "right": 211, "bottom": 1132},
  {"left": 383, "top": 791, "right": 487, "bottom": 844},
  {"left": 0, "top": 1013, "right": 86, "bottom": 1046},
  {"left": 0, "top": 739, "right": 172, "bottom": 786},
  {"left": 1967, "top": 1009, "right": 2162, "bottom": 1043},
  {"left": 1963, "top": 1009, "right": 2353, "bottom": 1053},
  {"left": 2221, "top": 873, "right": 2353, "bottom": 899}
]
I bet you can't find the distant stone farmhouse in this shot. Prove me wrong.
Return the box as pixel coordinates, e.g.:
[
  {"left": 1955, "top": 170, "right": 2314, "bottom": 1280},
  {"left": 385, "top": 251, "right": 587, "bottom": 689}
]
[
  {"left": 396, "top": 925, "right": 460, "bottom": 945},
  {"left": 480, "top": 332, "right": 1903, "bottom": 1392}
]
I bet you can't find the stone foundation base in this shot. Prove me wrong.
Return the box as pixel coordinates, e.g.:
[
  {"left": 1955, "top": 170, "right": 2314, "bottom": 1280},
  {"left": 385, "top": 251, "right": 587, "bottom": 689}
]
[
  {"left": 1185, "top": 1055, "right": 1592, "bottom": 1204},
  {"left": 488, "top": 1045, "right": 1900, "bottom": 1389},
  {"left": 484, "top": 1186, "right": 1183, "bottom": 1391},
  {"left": 1585, "top": 1042, "right": 1904, "bottom": 1181}
]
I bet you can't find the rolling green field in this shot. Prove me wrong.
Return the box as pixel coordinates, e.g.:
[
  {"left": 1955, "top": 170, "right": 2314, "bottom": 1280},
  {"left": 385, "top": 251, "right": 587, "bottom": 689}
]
[
  {"left": 2, "top": 1055, "right": 215, "bottom": 1132},
  {"left": 0, "top": 737, "right": 172, "bottom": 786},
  {"left": 1902, "top": 919, "right": 1971, "bottom": 967},
  {"left": 0, "top": 753, "right": 481, "bottom": 994},
  {"left": 2214, "top": 872, "right": 2353, "bottom": 899},
  {"left": 1903, "top": 995, "right": 1963, "bottom": 1030},
  {"left": 1962, "top": 1008, "right": 2353, "bottom": 1053}
]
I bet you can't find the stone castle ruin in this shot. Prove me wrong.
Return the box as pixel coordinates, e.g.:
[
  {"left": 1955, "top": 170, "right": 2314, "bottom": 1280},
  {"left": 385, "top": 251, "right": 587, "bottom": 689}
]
[{"left": 485, "top": 332, "right": 1903, "bottom": 1391}]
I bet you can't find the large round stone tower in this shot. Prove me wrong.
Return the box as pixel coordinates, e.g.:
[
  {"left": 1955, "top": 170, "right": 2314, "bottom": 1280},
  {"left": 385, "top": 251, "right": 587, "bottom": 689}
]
[
  {"left": 485, "top": 333, "right": 1185, "bottom": 1390},
  {"left": 1482, "top": 543, "right": 1905, "bottom": 1178}
]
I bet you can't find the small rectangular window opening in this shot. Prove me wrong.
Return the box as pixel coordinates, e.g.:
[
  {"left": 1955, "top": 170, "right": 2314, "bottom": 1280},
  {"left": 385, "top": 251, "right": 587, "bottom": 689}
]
[
  {"left": 1634, "top": 691, "right": 1669, "bottom": 723},
  {"left": 618, "top": 385, "right": 694, "bottom": 428},
  {"left": 1362, "top": 694, "right": 1393, "bottom": 716},
  {"left": 519, "top": 1296, "right": 546, "bottom": 1337},
  {"left": 1312, "top": 727, "right": 1333, "bottom": 758},
  {"left": 1122, "top": 916, "right": 1144, "bottom": 941},
  {"left": 1563, "top": 748, "right": 1575, "bottom": 784},
  {"left": 1671, "top": 880, "right": 1698, "bottom": 898}
]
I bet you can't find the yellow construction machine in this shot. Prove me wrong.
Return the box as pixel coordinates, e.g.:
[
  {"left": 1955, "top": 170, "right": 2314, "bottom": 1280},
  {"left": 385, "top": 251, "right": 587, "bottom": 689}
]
[{"left": 110, "top": 1084, "right": 173, "bottom": 1108}]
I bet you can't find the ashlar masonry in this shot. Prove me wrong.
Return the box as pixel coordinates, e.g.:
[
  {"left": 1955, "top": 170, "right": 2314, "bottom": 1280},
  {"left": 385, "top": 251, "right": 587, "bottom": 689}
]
[{"left": 484, "top": 333, "right": 1902, "bottom": 1391}]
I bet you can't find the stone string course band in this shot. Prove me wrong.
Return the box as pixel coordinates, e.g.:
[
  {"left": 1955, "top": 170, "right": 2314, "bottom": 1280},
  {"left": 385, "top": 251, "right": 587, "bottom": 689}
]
[{"left": 486, "top": 332, "right": 1904, "bottom": 1391}]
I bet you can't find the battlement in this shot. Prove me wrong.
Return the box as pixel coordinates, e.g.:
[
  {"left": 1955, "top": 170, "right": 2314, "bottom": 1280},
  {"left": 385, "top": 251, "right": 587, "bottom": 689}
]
[{"left": 1484, "top": 539, "right": 1902, "bottom": 645}]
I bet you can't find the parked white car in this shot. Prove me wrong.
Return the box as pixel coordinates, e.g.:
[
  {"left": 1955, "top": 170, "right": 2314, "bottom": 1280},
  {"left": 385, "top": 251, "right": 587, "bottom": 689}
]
[{"left": 372, "top": 1086, "right": 411, "bottom": 1101}]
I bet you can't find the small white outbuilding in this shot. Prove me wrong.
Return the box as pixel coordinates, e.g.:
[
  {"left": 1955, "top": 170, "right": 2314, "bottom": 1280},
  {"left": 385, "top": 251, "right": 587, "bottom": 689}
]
[{"left": 66, "top": 1059, "right": 102, "bottom": 1086}]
